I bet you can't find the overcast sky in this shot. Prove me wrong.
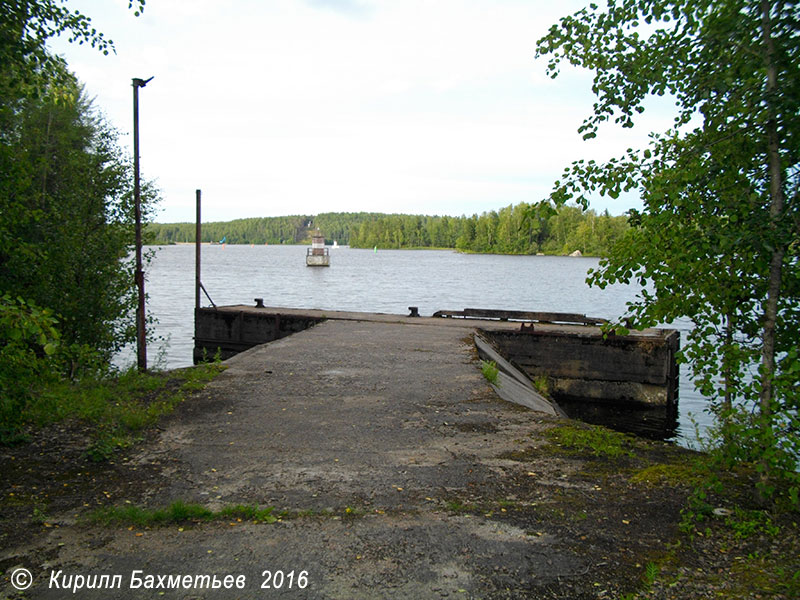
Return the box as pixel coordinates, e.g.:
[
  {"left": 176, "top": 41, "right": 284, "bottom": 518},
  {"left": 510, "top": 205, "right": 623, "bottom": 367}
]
[{"left": 51, "top": 0, "right": 676, "bottom": 223}]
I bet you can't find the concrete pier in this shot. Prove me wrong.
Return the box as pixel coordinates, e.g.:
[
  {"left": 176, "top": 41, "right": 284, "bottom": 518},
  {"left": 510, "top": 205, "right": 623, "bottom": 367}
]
[{"left": 194, "top": 304, "right": 679, "bottom": 435}]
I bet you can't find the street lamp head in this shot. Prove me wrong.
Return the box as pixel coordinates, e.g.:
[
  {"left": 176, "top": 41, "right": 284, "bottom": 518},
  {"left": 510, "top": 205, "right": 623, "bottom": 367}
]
[{"left": 132, "top": 76, "right": 154, "bottom": 88}]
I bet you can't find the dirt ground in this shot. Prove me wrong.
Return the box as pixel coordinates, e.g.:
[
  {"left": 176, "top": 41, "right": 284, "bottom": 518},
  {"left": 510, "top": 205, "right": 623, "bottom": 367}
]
[{"left": 1, "top": 320, "right": 794, "bottom": 599}]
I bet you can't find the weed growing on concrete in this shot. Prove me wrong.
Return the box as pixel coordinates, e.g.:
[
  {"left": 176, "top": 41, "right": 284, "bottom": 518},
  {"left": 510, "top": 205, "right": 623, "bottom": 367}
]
[
  {"left": 532, "top": 375, "right": 551, "bottom": 398},
  {"left": 480, "top": 360, "right": 499, "bottom": 384},
  {"left": 276, "top": 508, "right": 320, "bottom": 520},
  {"left": 445, "top": 500, "right": 478, "bottom": 513},
  {"left": 89, "top": 501, "right": 277, "bottom": 527},
  {"left": 218, "top": 504, "right": 279, "bottom": 523}
]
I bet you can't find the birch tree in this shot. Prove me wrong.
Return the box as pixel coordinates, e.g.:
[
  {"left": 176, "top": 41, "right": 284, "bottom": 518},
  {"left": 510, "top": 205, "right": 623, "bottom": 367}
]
[{"left": 537, "top": 0, "right": 799, "bottom": 503}]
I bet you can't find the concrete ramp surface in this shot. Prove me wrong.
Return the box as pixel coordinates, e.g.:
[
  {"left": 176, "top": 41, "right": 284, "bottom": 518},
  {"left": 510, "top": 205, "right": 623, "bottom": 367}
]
[{"left": 3, "top": 318, "right": 687, "bottom": 599}]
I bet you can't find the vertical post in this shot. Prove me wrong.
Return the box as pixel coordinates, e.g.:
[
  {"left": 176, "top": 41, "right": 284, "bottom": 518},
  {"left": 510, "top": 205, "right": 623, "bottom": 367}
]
[
  {"left": 132, "top": 76, "right": 153, "bottom": 372},
  {"left": 196, "top": 189, "right": 202, "bottom": 310}
]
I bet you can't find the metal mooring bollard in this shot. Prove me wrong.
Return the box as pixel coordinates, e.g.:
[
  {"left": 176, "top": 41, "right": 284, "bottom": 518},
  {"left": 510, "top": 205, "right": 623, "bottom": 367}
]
[
  {"left": 254, "top": 298, "right": 265, "bottom": 308},
  {"left": 408, "top": 306, "right": 419, "bottom": 317}
]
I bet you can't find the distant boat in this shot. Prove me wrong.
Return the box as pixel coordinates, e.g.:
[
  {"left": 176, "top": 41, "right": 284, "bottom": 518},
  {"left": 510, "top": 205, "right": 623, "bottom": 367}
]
[{"left": 332, "top": 240, "right": 339, "bottom": 249}]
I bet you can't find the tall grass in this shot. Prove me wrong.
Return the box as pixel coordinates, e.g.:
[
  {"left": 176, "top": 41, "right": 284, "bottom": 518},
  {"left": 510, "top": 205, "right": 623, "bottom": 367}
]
[{"left": 2, "top": 362, "right": 225, "bottom": 459}]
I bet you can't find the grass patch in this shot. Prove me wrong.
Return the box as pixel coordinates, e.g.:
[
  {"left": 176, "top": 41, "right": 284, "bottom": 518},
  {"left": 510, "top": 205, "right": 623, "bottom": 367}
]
[
  {"left": 276, "top": 508, "right": 321, "bottom": 520},
  {"left": 218, "top": 504, "right": 280, "bottom": 522},
  {"left": 445, "top": 500, "right": 478, "bottom": 513},
  {"left": 545, "top": 422, "right": 637, "bottom": 459},
  {"left": 6, "top": 362, "right": 226, "bottom": 459},
  {"left": 89, "top": 501, "right": 277, "bottom": 527},
  {"left": 89, "top": 502, "right": 212, "bottom": 526},
  {"left": 19, "top": 363, "right": 225, "bottom": 432},
  {"left": 631, "top": 461, "right": 709, "bottom": 488}
]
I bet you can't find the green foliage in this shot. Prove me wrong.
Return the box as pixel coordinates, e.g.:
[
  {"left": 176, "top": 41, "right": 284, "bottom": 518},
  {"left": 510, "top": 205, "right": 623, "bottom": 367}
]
[
  {"left": 701, "top": 408, "right": 800, "bottom": 511},
  {"left": 85, "top": 432, "right": 126, "bottom": 463},
  {"left": 31, "top": 503, "right": 49, "bottom": 524},
  {"left": 674, "top": 484, "right": 800, "bottom": 597},
  {"left": 643, "top": 562, "right": 660, "bottom": 587},
  {"left": 679, "top": 485, "right": 716, "bottom": 538},
  {"left": 724, "top": 507, "right": 780, "bottom": 540},
  {"left": 0, "top": 0, "right": 145, "bottom": 99},
  {"left": 481, "top": 360, "right": 499, "bottom": 384},
  {"left": 0, "top": 294, "right": 60, "bottom": 355},
  {"left": 1, "top": 0, "right": 158, "bottom": 436},
  {"left": 538, "top": 0, "right": 800, "bottom": 504},
  {"left": 680, "top": 479, "right": 783, "bottom": 543},
  {"left": 344, "top": 203, "right": 629, "bottom": 255},
  {"left": 1, "top": 72, "right": 160, "bottom": 358},
  {"left": 0, "top": 294, "right": 61, "bottom": 432}
]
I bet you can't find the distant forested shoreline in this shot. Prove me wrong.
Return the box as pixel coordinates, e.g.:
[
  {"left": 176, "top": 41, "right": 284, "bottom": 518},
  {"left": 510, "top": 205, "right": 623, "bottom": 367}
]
[{"left": 146, "top": 203, "right": 629, "bottom": 257}]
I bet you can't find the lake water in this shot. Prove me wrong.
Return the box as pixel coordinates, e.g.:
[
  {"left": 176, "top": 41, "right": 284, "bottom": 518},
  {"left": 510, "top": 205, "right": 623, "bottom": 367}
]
[{"left": 133, "top": 243, "right": 709, "bottom": 446}]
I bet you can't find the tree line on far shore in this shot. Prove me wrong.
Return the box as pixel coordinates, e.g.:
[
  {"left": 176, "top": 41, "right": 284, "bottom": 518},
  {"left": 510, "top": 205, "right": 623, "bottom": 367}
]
[{"left": 145, "top": 203, "right": 629, "bottom": 257}]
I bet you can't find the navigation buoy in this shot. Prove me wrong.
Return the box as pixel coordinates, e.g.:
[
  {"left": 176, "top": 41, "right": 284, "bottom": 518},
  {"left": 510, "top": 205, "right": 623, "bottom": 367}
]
[{"left": 306, "top": 229, "right": 330, "bottom": 267}]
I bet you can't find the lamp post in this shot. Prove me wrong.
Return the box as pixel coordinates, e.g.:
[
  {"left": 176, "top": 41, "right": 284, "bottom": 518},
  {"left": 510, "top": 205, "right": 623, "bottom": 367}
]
[{"left": 132, "top": 76, "right": 153, "bottom": 372}]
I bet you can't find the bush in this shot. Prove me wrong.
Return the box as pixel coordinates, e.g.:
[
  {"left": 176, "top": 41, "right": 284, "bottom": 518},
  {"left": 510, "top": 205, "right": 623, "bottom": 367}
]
[{"left": 0, "top": 294, "right": 61, "bottom": 433}]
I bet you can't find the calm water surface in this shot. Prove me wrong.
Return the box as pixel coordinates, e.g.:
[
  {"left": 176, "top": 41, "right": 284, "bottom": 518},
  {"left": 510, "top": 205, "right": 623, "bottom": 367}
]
[{"left": 133, "top": 244, "right": 708, "bottom": 445}]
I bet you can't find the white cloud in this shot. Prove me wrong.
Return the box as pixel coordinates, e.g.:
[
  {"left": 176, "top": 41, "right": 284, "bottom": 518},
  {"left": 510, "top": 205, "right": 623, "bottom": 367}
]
[{"left": 51, "top": 0, "right": 675, "bottom": 222}]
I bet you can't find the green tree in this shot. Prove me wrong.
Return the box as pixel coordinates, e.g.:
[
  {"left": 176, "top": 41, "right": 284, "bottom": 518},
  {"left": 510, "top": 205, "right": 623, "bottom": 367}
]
[
  {"left": 1, "top": 0, "right": 154, "bottom": 361},
  {"left": 0, "top": 0, "right": 145, "bottom": 98},
  {"left": 1, "top": 74, "right": 158, "bottom": 357},
  {"left": 520, "top": 201, "right": 557, "bottom": 253},
  {"left": 148, "top": 207, "right": 630, "bottom": 255},
  {"left": 538, "top": 0, "right": 799, "bottom": 502}
]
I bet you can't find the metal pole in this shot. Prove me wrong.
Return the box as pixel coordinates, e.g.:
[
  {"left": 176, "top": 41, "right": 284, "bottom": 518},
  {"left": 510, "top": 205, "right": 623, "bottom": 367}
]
[
  {"left": 196, "top": 189, "right": 201, "bottom": 311},
  {"left": 132, "top": 76, "right": 153, "bottom": 372}
]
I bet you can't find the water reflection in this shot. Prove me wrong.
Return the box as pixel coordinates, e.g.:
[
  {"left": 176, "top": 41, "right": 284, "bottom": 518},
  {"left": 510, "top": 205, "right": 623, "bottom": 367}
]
[{"left": 558, "top": 399, "right": 679, "bottom": 441}]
